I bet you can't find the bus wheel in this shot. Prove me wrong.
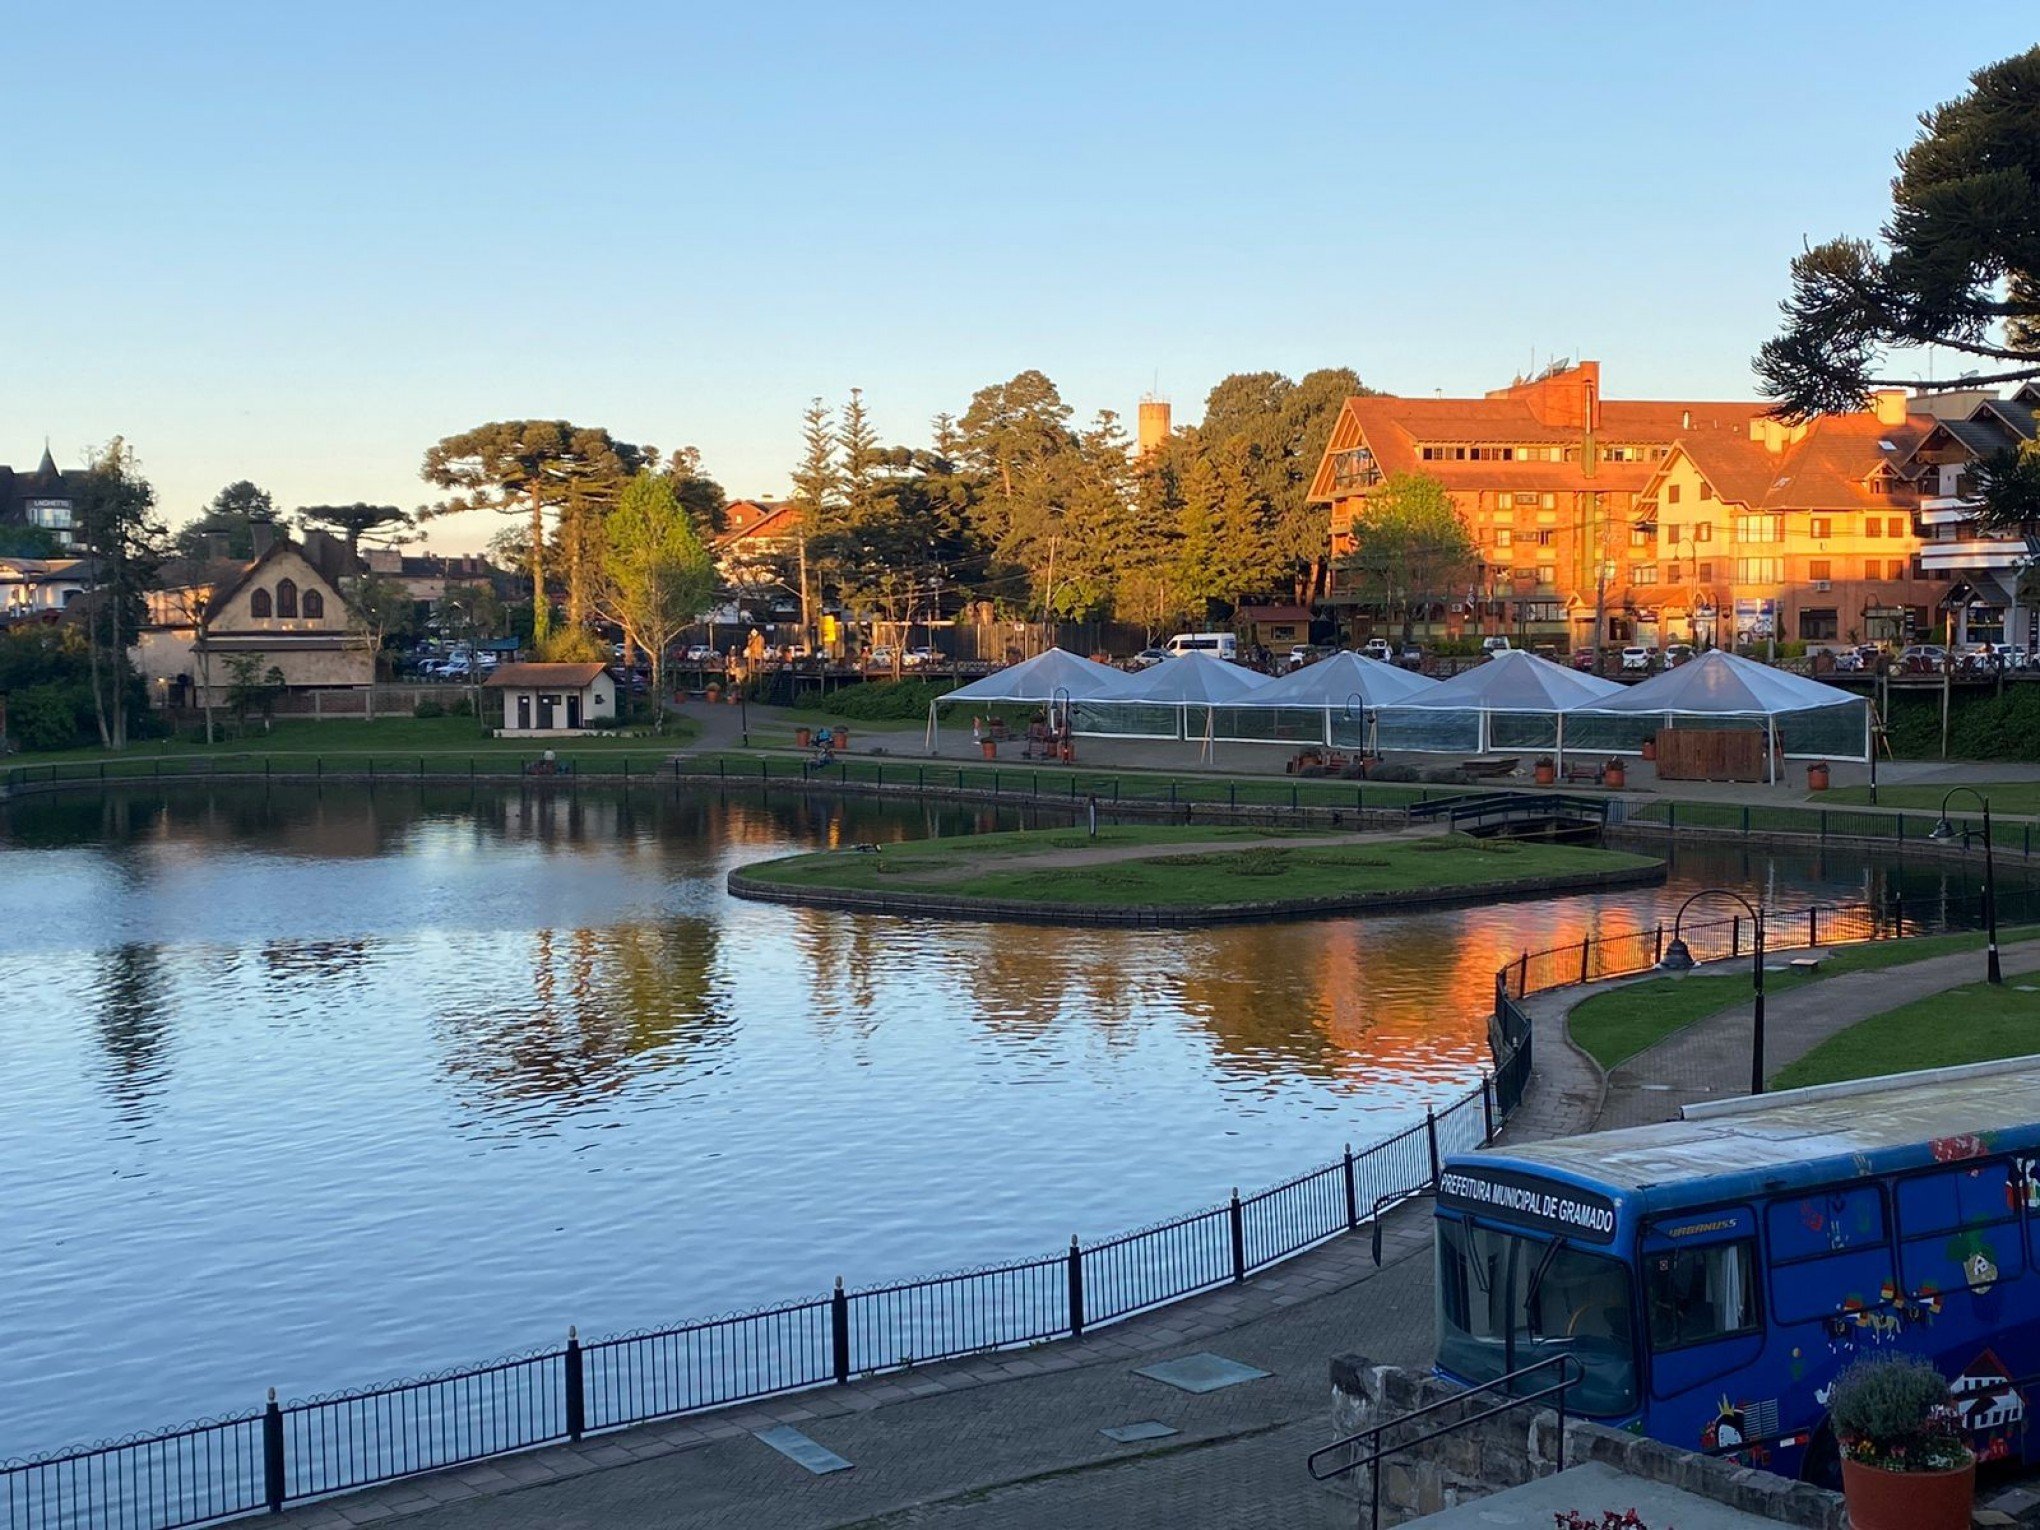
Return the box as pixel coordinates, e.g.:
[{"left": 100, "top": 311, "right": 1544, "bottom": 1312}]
[{"left": 1798, "top": 1422, "right": 1841, "bottom": 1490}]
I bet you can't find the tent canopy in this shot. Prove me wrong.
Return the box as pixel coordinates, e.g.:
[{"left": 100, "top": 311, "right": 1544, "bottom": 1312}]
[
  {"left": 1570, "top": 649, "right": 1861, "bottom": 716},
  {"left": 1106, "top": 650, "right": 1271, "bottom": 705},
  {"left": 939, "top": 647, "right": 1128, "bottom": 704},
  {"left": 1231, "top": 651, "right": 1436, "bottom": 710},
  {"left": 1393, "top": 649, "right": 1622, "bottom": 712}
]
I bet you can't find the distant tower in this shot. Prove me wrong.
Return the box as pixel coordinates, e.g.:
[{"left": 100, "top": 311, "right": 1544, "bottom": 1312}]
[{"left": 1137, "top": 395, "right": 1172, "bottom": 456}]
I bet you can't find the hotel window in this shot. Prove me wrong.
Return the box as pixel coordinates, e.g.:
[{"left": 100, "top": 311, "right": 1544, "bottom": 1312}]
[
  {"left": 1629, "top": 528, "right": 1652, "bottom": 548},
  {"left": 1888, "top": 516, "right": 1906, "bottom": 537},
  {"left": 250, "top": 589, "right": 272, "bottom": 618},
  {"left": 1534, "top": 530, "right": 1554, "bottom": 546},
  {"left": 1735, "top": 514, "right": 1782, "bottom": 544},
  {"left": 1698, "top": 562, "right": 1714, "bottom": 582},
  {"left": 1889, "top": 559, "right": 1910, "bottom": 581},
  {"left": 1865, "top": 517, "right": 1882, "bottom": 538},
  {"left": 1736, "top": 558, "right": 1783, "bottom": 583},
  {"left": 1692, "top": 523, "right": 1713, "bottom": 543},
  {"left": 1494, "top": 529, "right": 1513, "bottom": 549},
  {"left": 1799, "top": 609, "right": 1839, "bottom": 641},
  {"left": 275, "top": 579, "right": 299, "bottom": 619},
  {"left": 1667, "top": 484, "right": 1682, "bottom": 505},
  {"left": 1809, "top": 560, "right": 1832, "bottom": 581},
  {"left": 1663, "top": 524, "right": 1682, "bottom": 544},
  {"left": 1632, "top": 565, "right": 1658, "bottom": 585},
  {"left": 302, "top": 589, "right": 325, "bottom": 620},
  {"left": 1810, "top": 517, "right": 1832, "bottom": 539},
  {"left": 1699, "top": 483, "right": 1714, "bottom": 501}
]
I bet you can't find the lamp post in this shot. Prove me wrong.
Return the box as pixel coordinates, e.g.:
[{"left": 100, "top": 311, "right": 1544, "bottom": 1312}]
[
  {"left": 1929, "top": 787, "right": 2001, "bottom": 985},
  {"left": 1657, "top": 888, "right": 1767, "bottom": 1095}
]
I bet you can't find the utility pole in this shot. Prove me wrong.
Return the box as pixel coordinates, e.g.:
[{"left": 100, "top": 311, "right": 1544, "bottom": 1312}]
[{"left": 797, "top": 532, "right": 813, "bottom": 655}]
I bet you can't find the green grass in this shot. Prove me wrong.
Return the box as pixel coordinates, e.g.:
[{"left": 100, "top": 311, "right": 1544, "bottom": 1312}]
[
  {"left": 1568, "top": 925, "right": 2040, "bottom": 1070},
  {"left": 1772, "top": 981, "right": 2040, "bottom": 1089},
  {"left": 743, "top": 828, "right": 1656, "bottom": 909},
  {"left": 1823, "top": 782, "right": 2040, "bottom": 817},
  {"left": 1, "top": 715, "right": 698, "bottom": 782}
]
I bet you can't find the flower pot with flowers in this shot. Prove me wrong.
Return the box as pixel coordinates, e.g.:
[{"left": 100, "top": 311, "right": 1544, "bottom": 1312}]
[
  {"left": 1829, "top": 1352, "right": 1973, "bottom": 1530},
  {"left": 1534, "top": 755, "right": 1556, "bottom": 786}
]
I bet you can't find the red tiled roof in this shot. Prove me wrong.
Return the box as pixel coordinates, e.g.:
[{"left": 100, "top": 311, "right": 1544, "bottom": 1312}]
[
  {"left": 482, "top": 663, "right": 610, "bottom": 688},
  {"left": 1651, "top": 412, "right": 1934, "bottom": 513}
]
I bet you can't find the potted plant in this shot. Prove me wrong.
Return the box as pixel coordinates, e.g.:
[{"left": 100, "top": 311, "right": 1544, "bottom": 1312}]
[
  {"left": 1807, "top": 760, "right": 1831, "bottom": 791},
  {"left": 1602, "top": 756, "right": 1626, "bottom": 790},
  {"left": 1533, "top": 755, "right": 1556, "bottom": 786},
  {"left": 1829, "top": 1352, "right": 1973, "bottom": 1530}
]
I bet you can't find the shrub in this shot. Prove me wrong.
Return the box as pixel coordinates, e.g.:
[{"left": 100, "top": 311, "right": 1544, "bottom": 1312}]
[
  {"left": 1369, "top": 762, "right": 1421, "bottom": 783},
  {"left": 1419, "top": 767, "right": 1475, "bottom": 784},
  {"left": 413, "top": 699, "right": 445, "bottom": 719},
  {"left": 12, "top": 683, "right": 87, "bottom": 751},
  {"left": 817, "top": 679, "right": 960, "bottom": 721},
  {"left": 1828, "top": 1353, "right": 1966, "bottom": 1471}
]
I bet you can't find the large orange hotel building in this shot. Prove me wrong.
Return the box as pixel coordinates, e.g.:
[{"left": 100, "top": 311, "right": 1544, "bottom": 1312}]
[{"left": 1307, "top": 361, "right": 2039, "bottom": 654}]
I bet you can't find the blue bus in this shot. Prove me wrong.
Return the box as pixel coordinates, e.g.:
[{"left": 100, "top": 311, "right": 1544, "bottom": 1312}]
[{"left": 1433, "top": 1057, "right": 2040, "bottom": 1480}]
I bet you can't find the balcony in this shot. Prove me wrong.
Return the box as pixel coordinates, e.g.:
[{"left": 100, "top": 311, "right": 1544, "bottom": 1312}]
[{"left": 1917, "top": 536, "right": 2038, "bottom": 572}]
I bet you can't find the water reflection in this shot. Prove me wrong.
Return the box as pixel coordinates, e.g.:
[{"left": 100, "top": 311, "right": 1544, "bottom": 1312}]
[{"left": 0, "top": 782, "right": 2028, "bottom": 1461}]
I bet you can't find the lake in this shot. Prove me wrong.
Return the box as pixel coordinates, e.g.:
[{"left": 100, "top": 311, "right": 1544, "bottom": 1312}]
[{"left": 0, "top": 782, "right": 2004, "bottom": 1456}]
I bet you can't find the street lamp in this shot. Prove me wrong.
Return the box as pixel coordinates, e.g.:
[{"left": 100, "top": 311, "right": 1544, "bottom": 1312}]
[
  {"left": 1928, "top": 787, "right": 2001, "bottom": 985},
  {"left": 1657, "top": 888, "right": 1768, "bottom": 1096}
]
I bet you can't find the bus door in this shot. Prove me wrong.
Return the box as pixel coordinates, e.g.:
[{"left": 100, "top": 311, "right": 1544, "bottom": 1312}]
[{"left": 1640, "top": 1208, "right": 1769, "bottom": 1455}]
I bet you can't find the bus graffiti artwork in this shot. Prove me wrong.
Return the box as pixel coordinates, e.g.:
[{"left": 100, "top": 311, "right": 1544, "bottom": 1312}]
[{"left": 1431, "top": 1058, "right": 2040, "bottom": 1484}]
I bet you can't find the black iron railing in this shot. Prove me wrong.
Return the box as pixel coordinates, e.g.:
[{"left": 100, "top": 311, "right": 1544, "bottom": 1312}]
[
  {"left": 0, "top": 1078, "right": 1507, "bottom": 1530},
  {"left": 1308, "top": 1354, "right": 1581, "bottom": 1530}
]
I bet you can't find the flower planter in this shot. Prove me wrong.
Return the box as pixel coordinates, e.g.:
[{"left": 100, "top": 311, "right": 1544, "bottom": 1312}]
[
  {"left": 980, "top": 739, "right": 997, "bottom": 760},
  {"left": 1640, "top": 738, "right": 1656, "bottom": 762},
  {"left": 1841, "top": 1455, "right": 1975, "bottom": 1530},
  {"left": 1534, "top": 763, "right": 1556, "bottom": 786},
  {"left": 835, "top": 728, "right": 850, "bottom": 751},
  {"left": 1807, "top": 761, "right": 1830, "bottom": 791},
  {"left": 1603, "top": 763, "right": 1626, "bottom": 790},
  {"left": 795, "top": 727, "right": 812, "bottom": 748}
]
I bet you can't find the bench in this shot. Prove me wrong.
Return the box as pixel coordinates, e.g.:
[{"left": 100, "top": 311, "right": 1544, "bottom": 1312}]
[
  {"left": 1561, "top": 762, "right": 1604, "bottom": 786},
  {"left": 1460, "top": 757, "right": 1521, "bottom": 780}
]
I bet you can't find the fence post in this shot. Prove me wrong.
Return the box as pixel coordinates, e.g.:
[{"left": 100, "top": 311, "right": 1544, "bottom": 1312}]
[
  {"left": 1668, "top": 801, "right": 1676, "bottom": 832},
  {"left": 1517, "top": 953, "right": 1528, "bottom": 996},
  {"left": 1731, "top": 916, "right": 1741, "bottom": 958},
  {"left": 1343, "top": 1144, "right": 1358, "bottom": 1229},
  {"left": 1228, "top": 1188, "right": 1246, "bottom": 1283},
  {"left": 831, "top": 1277, "right": 851, "bottom": 1384},
  {"left": 1741, "top": 805, "right": 1750, "bottom": 837},
  {"left": 1480, "top": 1076, "right": 1495, "bottom": 1142},
  {"left": 1425, "top": 1105, "right": 1442, "bottom": 1188},
  {"left": 1067, "top": 1236, "right": 1085, "bottom": 1338},
  {"left": 565, "top": 1326, "right": 586, "bottom": 1441},
  {"left": 1579, "top": 938, "right": 1590, "bottom": 985},
  {"left": 1810, "top": 908, "right": 1818, "bottom": 948},
  {"left": 1653, "top": 922, "right": 1664, "bottom": 965},
  {"left": 760, "top": 759, "right": 768, "bottom": 783},
  {"left": 1820, "top": 809, "right": 1827, "bottom": 844},
  {"left": 262, "top": 1387, "right": 285, "bottom": 1513}
]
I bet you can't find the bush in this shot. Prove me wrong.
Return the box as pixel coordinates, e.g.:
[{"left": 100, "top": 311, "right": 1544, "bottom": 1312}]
[
  {"left": 413, "top": 699, "right": 445, "bottom": 719},
  {"left": 1828, "top": 1353, "right": 1965, "bottom": 1471},
  {"left": 12, "top": 683, "right": 88, "bottom": 751},
  {"left": 817, "top": 679, "right": 960, "bottom": 721},
  {"left": 446, "top": 697, "right": 473, "bottom": 718},
  {"left": 1419, "top": 767, "right": 1475, "bottom": 785},
  {"left": 1368, "top": 762, "right": 1422, "bottom": 783}
]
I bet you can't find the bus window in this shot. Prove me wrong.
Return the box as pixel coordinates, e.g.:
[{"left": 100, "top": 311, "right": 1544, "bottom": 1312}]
[
  {"left": 1646, "top": 1241, "right": 1759, "bottom": 1349},
  {"left": 1897, "top": 1160, "right": 2023, "bottom": 1296},
  {"left": 1436, "top": 1217, "right": 1637, "bottom": 1416},
  {"left": 1765, "top": 1187, "right": 1894, "bottom": 1326}
]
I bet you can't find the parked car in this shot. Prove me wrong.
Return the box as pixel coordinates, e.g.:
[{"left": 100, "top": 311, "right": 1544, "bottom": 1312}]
[
  {"left": 1397, "top": 644, "right": 1425, "bottom": 670},
  {"left": 1480, "top": 636, "right": 1513, "bottom": 656},
  {"left": 1361, "top": 638, "right": 1393, "bottom": 662},
  {"left": 904, "top": 647, "right": 939, "bottom": 668},
  {"left": 1899, "top": 643, "right": 1951, "bottom": 673},
  {"left": 1620, "top": 645, "right": 1652, "bottom": 673},
  {"left": 680, "top": 644, "right": 720, "bottom": 662},
  {"left": 1661, "top": 643, "right": 1696, "bottom": 669},
  {"left": 1571, "top": 647, "right": 1600, "bottom": 672},
  {"left": 867, "top": 647, "right": 897, "bottom": 670}
]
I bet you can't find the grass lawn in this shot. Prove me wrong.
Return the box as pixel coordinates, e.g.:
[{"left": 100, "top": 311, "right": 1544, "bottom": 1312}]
[
  {"left": 1568, "top": 925, "right": 2040, "bottom": 1070},
  {"left": 741, "top": 828, "right": 1657, "bottom": 909},
  {"left": 1772, "top": 981, "right": 2040, "bottom": 1090},
  {"left": 1822, "top": 782, "right": 2040, "bottom": 817},
  {"left": 3, "top": 715, "right": 697, "bottom": 778}
]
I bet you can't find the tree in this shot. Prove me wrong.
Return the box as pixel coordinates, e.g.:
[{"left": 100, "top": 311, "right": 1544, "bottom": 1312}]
[
  {"left": 298, "top": 503, "right": 415, "bottom": 558},
  {"left": 349, "top": 573, "right": 420, "bottom": 672},
  {"left": 173, "top": 480, "right": 276, "bottom": 560},
  {"left": 1336, "top": 472, "right": 1477, "bottom": 646},
  {"left": 421, "top": 422, "right": 646, "bottom": 647},
  {"left": 0, "top": 523, "right": 62, "bottom": 558},
  {"left": 658, "top": 446, "right": 728, "bottom": 536},
  {"left": 597, "top": 471, "right": 716, "bottom": 727},
  {"left": 1756, "top": 45, "right": 2040, "bottom": 526},
  {"left": 788, "top": 399, "right": 841, "bottom": 644},
  {"left": 838, "top": 388, "right": 884, "bottom": 522},
  {"left": 72, "top": 439, "right": 165, "bottom": 749},
  {"left": 223, "top": 654, "right": 287, "bottom": 724}
]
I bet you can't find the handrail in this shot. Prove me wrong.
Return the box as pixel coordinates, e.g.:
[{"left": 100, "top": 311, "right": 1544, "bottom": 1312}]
[{"left": 1308, "top": 1354, "right": 1581, "bottom": 1530}]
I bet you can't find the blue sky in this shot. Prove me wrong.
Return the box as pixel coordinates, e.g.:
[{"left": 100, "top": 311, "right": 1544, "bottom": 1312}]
[{"left": 7, "top": 3, "right": 2033, "bottom": 551}]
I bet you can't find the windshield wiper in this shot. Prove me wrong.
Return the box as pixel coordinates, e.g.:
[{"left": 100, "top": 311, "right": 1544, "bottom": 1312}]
[{"left": 1521, "top": 1237, "right": 1564, "bottom": 1336}]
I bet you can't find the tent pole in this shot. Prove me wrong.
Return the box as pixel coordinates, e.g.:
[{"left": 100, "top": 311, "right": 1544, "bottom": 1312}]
[
  {"left": 926, "top": 699, "right": 937, "bottom": 756},
  {"left": 1555, "top": 711, "right": 1564, "bottom": 771}
]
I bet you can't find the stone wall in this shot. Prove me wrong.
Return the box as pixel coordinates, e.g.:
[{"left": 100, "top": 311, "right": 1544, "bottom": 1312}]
[{"left": 1328, "top": 1356, "right": 1845, "bottom": 1530}]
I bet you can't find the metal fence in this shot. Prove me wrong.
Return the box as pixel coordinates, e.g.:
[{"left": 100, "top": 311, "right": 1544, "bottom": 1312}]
[{"left": 0, "top": 1079, "right": 1505, "bottom": 1530}]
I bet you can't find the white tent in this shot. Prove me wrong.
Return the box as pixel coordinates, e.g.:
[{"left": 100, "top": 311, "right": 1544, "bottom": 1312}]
[
  {"left": 1565, "top": 650, "right": 1872, "bottom": 774},
  {"left": 1212, "top": 651, "right": 1438, "bottom": 748},
  {"left": 926, "top": 647, "right": 1130, "bottom": 751},
  {"left": 1070, "top": 651, "right": 1273, "bottom": 747},
  {"left": 1375, "top": 650, "right": 1622, "bottom": 758}
]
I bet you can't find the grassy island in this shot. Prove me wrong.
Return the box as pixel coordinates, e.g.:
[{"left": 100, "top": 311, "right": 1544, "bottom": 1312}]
[{"left": 728, "top": 825, "right": 1663, "bottom": 926}]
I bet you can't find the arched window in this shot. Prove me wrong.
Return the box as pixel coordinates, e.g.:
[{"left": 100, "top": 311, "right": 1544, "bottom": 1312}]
[
  {"left": 301, "top": 589, "right": 325, "bottom": 620},
  {"left": 275, "top": 579, "right": 298, "bottom": 619},
  {"left": 250, "top": 588, "right": 273, "bottom": 619}
]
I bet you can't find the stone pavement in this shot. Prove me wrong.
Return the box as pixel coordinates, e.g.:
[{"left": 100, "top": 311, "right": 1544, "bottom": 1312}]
[{"left": 277, "top": 1216, "right": 1439, "bottom": 1530}]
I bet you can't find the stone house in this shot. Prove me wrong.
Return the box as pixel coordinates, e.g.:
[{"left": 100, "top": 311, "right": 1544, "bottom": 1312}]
[{"left": 134, "top": 527, "right": 372, "bottom": 707}]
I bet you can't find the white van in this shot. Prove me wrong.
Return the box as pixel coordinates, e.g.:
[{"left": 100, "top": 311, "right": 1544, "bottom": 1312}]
[{"left": 1163, "top": 632, "right": 1238, "bottom": 661}]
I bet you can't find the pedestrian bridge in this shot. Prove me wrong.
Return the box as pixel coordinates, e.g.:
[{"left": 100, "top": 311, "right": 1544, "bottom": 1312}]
[{"left": 1408, "top": 791, "right": 1610, "bottom": 841}]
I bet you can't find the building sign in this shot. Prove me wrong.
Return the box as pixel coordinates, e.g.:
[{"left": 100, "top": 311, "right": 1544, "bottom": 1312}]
[
  {"left": 1436, "top": 1164, "right": 1618, "bottom": 1243},
  {"left": 25, "top": 499, "right": 71, "bottom": 530},
  {"left": 1732, "top": 598, "right": 1776, "bottom": 642}
]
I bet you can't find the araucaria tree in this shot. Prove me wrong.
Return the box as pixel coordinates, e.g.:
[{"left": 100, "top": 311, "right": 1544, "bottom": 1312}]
[
  {"left": 73, "top": 439, "right": 165, "bottom": 749},
  {"left": 421, "top": 422, "right": 645, "bottom": 646},
  {"left": 597, "top": 472, "right": 716, "bottom": 727},
  {"left": 1337, "top": 472, "right": 1476, "bottom": 646},
  {"left": 298, "top": 503, "right": 416, "bottom": 557},
  {"left": 1757, "top": 45, "right": 2040, "bottom": 524}
]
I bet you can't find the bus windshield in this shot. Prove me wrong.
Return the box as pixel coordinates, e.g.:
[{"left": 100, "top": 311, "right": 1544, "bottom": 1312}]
[{"left": 1436, "top": 1215, "right": 1637, "bottom": 1416}]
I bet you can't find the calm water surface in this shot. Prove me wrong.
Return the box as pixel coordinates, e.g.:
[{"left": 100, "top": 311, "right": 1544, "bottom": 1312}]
[{"left": 0, "top": 784, "right": 2011, "bottom": 1455}]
